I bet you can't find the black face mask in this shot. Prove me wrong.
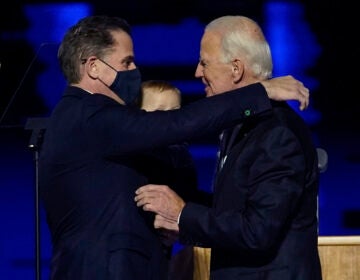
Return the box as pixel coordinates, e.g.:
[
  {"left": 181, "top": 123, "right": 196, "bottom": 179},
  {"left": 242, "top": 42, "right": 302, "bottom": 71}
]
[{"left": 99, "top": 59, "right": 142, "bottom": 105}]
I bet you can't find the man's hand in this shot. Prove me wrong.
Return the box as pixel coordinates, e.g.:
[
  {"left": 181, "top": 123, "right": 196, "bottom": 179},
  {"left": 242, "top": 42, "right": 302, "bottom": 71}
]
[
  {"left": 135, "top": 184, "right": 185, "bottom": 229},
  {"left": 261, "top": 75, "right": 310, "bottom": 111}
]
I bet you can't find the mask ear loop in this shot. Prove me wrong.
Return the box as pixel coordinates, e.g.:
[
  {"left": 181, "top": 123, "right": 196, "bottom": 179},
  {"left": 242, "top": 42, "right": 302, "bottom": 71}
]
[{"left": 97, "top": 58, "right": 118, "bottom": 73}]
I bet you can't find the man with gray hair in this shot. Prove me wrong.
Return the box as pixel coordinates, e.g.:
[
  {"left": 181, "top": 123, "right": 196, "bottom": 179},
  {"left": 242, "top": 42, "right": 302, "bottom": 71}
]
[{"left": 136, "top": 15, "right": 322, "bottom": 280}]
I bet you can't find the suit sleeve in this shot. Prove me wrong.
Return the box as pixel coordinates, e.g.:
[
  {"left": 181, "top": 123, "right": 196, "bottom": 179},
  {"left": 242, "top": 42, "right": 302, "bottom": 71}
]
[
  {"left": 178, "top": 126, "right": 307, "bottom": 251},
  {"left": 89, "top": 83, "right": 272, "bottom": 154}
]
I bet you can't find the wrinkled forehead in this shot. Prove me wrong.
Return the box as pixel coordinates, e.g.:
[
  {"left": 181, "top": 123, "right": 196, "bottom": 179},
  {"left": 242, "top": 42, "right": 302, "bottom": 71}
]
[{"left": 200, "top": 30, "right": 222, "bottom": 59}]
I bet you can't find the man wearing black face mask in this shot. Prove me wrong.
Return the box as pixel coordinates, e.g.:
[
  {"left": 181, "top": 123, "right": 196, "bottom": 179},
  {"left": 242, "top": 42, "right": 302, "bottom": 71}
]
[
  {"left": 97, "top": 58, "right": 142, "bottom": 105},
  {"left": 38, "top": 15, "right": 310, "bottom": 280}
]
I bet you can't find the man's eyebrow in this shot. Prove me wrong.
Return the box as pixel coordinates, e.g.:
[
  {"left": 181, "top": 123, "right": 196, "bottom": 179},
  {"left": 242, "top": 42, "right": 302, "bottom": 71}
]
[{"left": 121, "top": 55, "right": 135, "bottom": 62}]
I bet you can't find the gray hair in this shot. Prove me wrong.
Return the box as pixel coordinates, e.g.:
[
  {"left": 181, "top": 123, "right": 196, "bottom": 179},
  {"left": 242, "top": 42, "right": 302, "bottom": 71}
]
[{"left": 205, "top": 15, "right": 273, "bottom": 79}]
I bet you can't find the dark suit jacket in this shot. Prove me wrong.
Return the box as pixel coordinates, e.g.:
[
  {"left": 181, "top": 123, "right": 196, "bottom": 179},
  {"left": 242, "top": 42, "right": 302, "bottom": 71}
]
[
  {"left": 134, "top": 143, "right": 199, "bottom": 280},
  {"left": 39, "top": 84, "right": 271, "bottom": 280},
  {"left": 134, "top": 143, "right": 198, "bottom": 202},
  {"left": 180, "top": 101, "right": 322, "bottom": 280}
]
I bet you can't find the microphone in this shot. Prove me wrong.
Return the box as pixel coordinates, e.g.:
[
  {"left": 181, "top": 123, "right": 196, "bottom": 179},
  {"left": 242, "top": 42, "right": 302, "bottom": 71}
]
[
  {"left": 0, "top": 42, "right": 57, "bottom": 127},
  {"left": 25, "top": 117, "right": 48, "bottom": 151}
]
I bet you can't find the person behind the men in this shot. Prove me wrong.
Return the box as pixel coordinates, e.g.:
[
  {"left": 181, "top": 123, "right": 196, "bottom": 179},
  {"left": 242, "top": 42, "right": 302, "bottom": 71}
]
[
  {"left": 135, "top": 15, "right": 322, "bottom": 280},
  {"left": 38, "top": 14, "right": 310, "bottom": 280},
  {"left": 139, "top": 80, "right": 181, "bottom": 111},
  {"left": 137, "top": 80, "right": 209, "bottom": 203},
  {"left": 138, "top": 79, "right": 203, "bottom": 280}
]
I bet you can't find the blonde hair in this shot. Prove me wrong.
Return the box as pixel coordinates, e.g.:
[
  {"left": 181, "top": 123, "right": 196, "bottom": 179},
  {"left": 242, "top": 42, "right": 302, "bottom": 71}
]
[{"left": 139, "top": 80, "right": 181, "bottom": 111}]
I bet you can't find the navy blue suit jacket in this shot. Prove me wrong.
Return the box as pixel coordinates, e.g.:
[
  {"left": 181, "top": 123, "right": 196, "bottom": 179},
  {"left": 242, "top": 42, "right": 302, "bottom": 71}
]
[
  {"left": 180, "top": 102, "right": 322, "bottom": 280},
  {"left": 39, "top": 84, "right": 271, "bottom": 280}
]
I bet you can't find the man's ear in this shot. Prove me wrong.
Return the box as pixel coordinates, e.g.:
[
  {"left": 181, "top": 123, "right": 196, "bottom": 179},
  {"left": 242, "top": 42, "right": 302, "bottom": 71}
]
[
  {"left": 232, "top": 59, "right": 244, "bottom": 83},
  {"left": 86, "top": 56, "right": 99, "bottom": 79}
]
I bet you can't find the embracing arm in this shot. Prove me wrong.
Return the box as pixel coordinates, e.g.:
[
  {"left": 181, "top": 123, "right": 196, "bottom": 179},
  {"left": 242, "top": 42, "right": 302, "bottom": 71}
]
[
  {"left": 261, "top": 75, "right": 309, "bottom": 111},
  {"left": 96, "top": 75, "right": 309, "bottom": 154}
]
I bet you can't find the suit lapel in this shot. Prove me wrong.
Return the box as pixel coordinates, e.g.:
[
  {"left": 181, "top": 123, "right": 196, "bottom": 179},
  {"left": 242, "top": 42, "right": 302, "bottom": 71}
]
[{"left": 213, "top": 122, "right": 253, "bottom": 195}]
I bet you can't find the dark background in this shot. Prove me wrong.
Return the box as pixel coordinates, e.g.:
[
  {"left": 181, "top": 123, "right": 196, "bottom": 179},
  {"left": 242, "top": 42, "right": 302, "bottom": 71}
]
[{"left": 1, "top": 0, "right": 359, "bottom": 279}]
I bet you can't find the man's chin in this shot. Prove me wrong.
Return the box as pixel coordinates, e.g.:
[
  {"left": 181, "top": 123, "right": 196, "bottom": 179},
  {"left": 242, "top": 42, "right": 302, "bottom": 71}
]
[{"left": 204, "top": 87, "right": 213, "bottom": 97}]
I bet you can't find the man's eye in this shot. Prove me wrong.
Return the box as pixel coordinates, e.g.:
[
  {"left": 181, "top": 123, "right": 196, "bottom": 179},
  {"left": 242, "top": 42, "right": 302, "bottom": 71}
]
[
  {"left": 124, "top": 61, "right": 132, "bottom": 67},
  {"left": 122, "top": 59, "right": 135, "bottom": 68}
]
